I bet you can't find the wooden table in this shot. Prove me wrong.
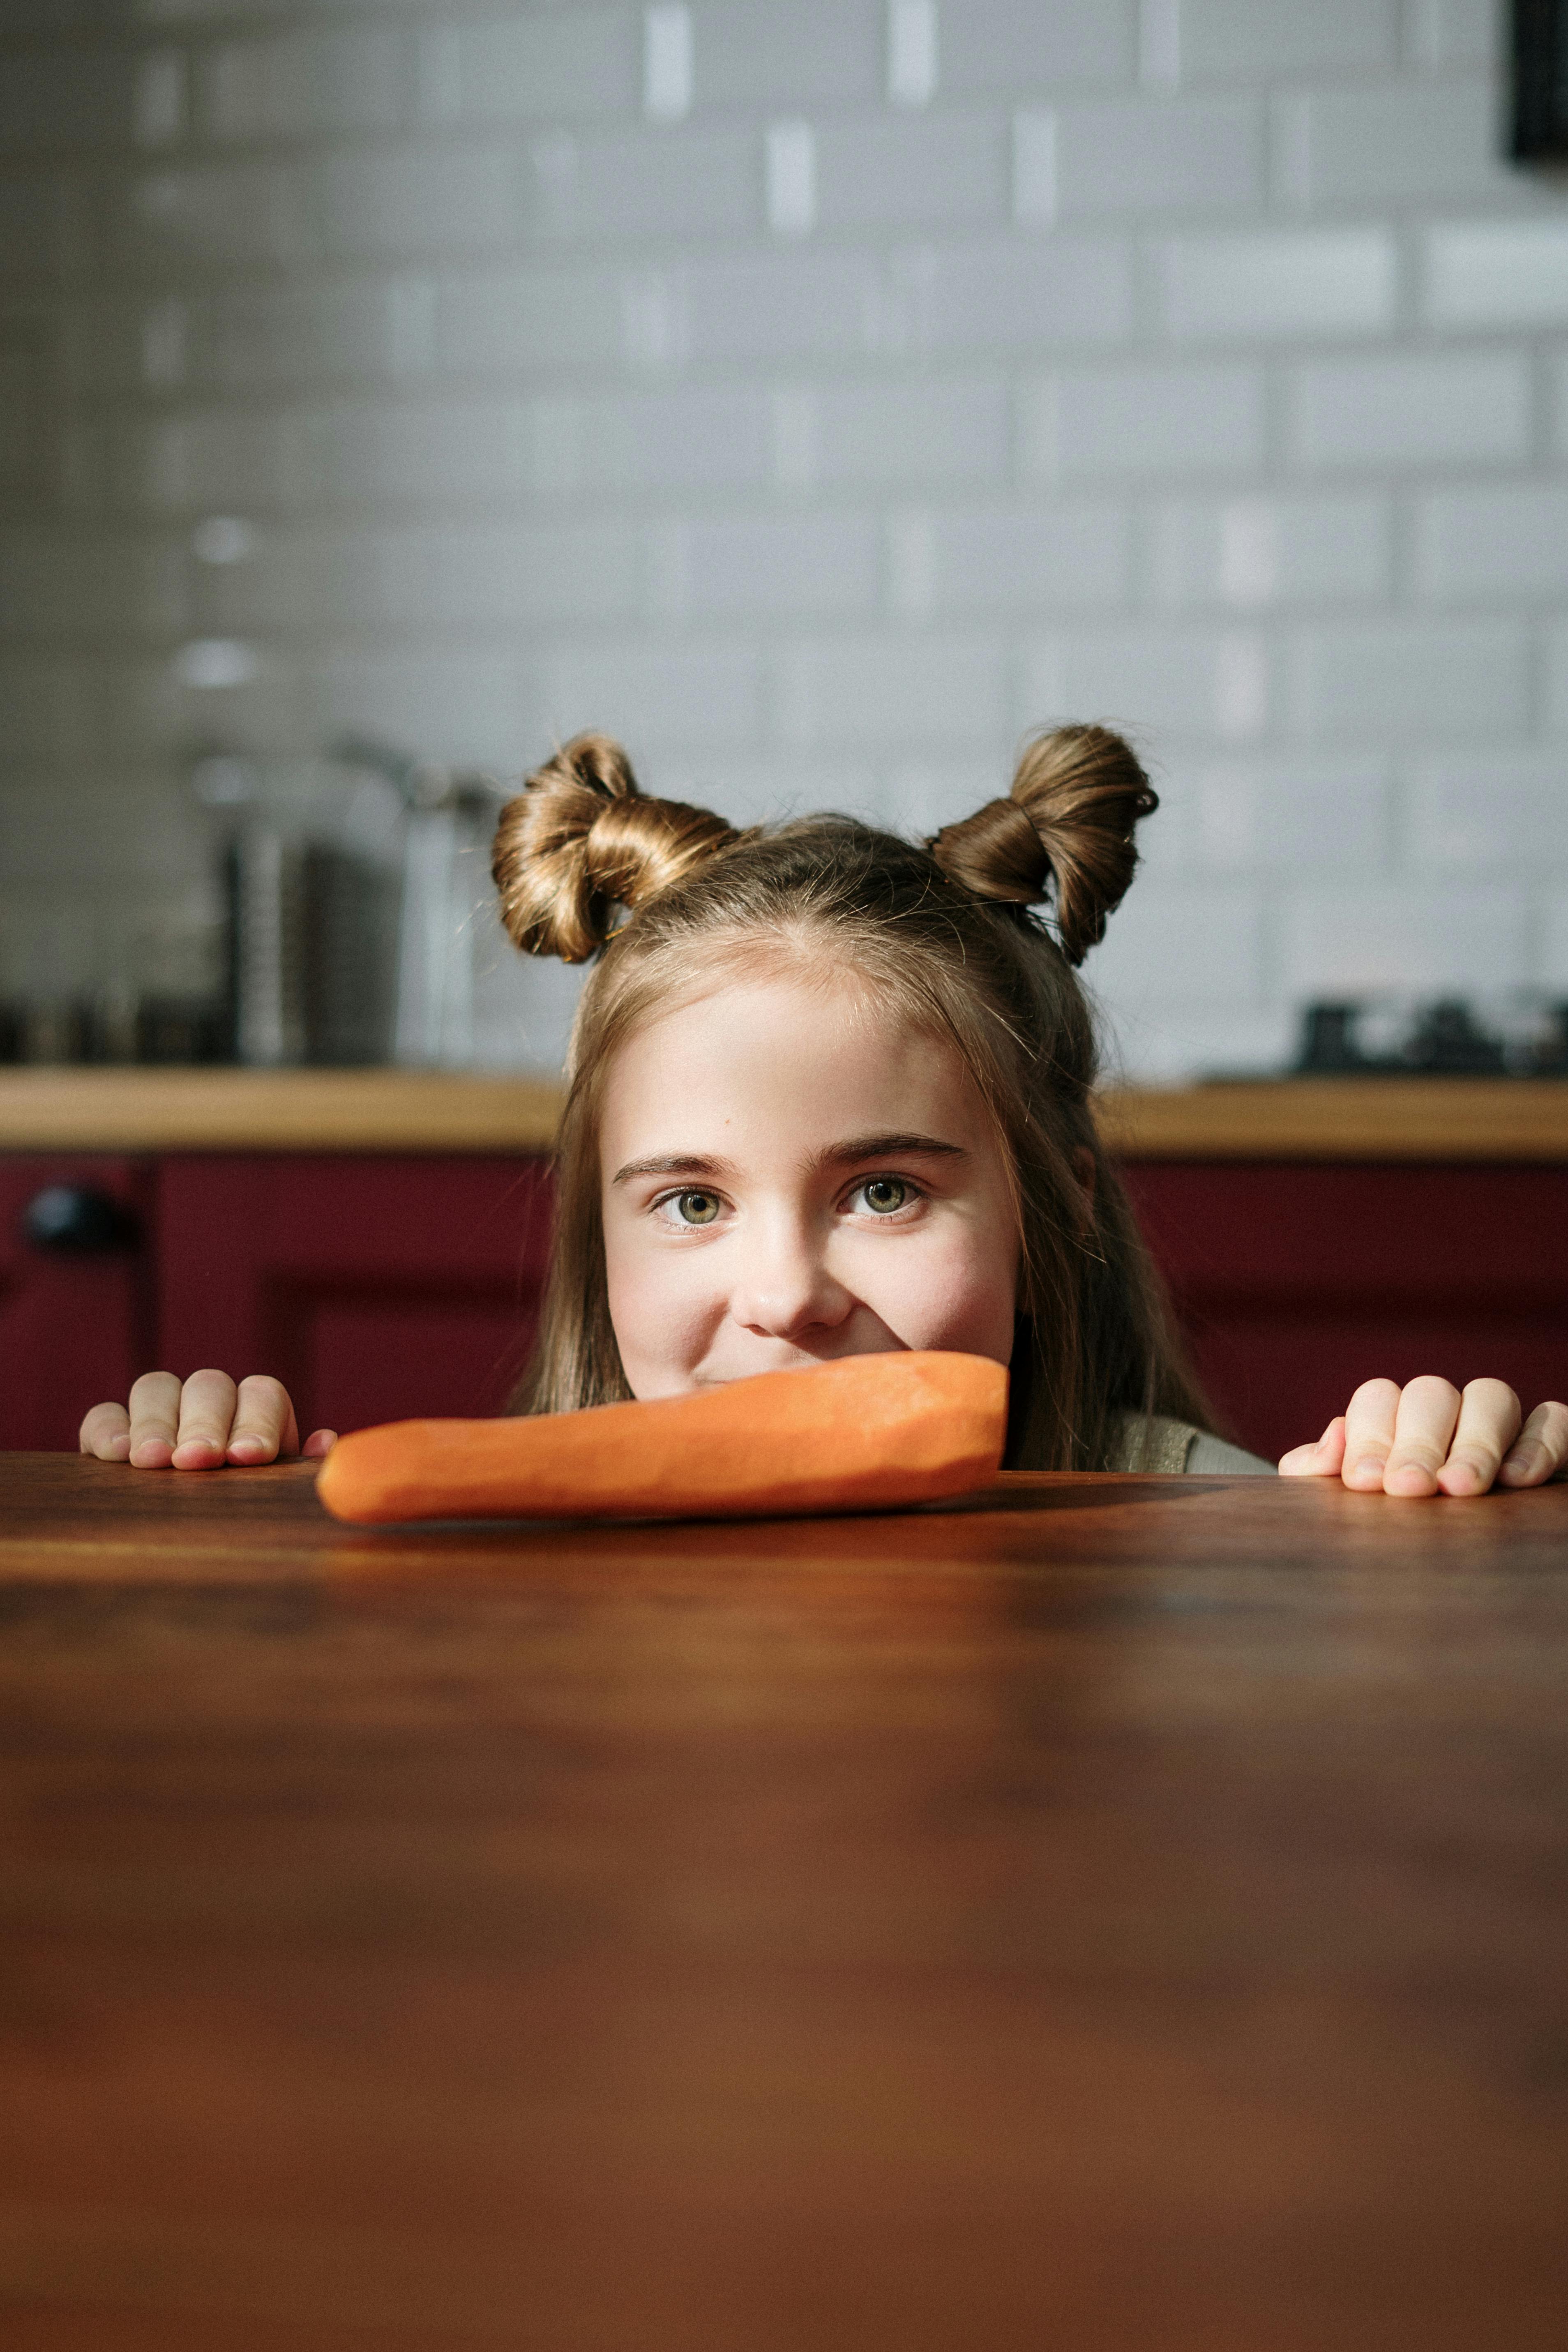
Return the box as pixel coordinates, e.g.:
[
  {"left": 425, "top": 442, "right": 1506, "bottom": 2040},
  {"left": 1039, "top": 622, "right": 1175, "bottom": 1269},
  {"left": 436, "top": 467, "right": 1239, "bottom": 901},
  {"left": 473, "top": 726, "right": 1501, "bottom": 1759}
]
[{"left": 4, "top": 1455, "right": 1567, "bottom": 2350}]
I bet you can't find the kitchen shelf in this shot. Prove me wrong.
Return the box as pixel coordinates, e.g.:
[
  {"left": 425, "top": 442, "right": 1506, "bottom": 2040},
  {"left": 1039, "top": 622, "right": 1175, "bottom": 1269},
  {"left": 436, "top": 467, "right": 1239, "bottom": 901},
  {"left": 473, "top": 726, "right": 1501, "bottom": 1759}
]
[
  {"left": 2, "top": 1068, "right": 1568, "bottom": 1160},
  {"left": 0, "top": 1068, "right": 563, "bottom": 1154},
  {"left": 1093, "top": 1078, "right": 1568, "bottom": 1162}
]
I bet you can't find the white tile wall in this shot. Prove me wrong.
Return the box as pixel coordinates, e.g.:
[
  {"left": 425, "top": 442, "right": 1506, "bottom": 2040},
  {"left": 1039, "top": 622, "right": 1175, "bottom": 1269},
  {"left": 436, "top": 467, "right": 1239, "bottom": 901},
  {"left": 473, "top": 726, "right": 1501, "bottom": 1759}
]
[
  {"left": 890, "top": 500, "right": 1129, "bottom": 615},
  {"left": 1426, "top": 220, "right": 1568, "bottom": 328},
  {"left": 309, "top": 649, "right": 526, "bottom": 770},
  {"left": 1289, "top": 353, "right": 1532, "bottom": 470},
  {"left": 1047, "top": 623, "right": 1271, "bottom": 741},
  {"left": 420, "top": 12, "right": 640, "bottom": 124},
  {"left": 1273, "top": 79, "right": 1506, "bottom": 210},
  {"left": 1173, "top": 0, "right": 1400, "bottom": 83},
  {"left": 1045, "top": 95, "right": 1261, "bottom": 219},
  {"left": 2, "top": 0, "right": 1566, "bottom": 1073},
  {"left": 895, "top": 236, "right": 1134, "bottom": 351},
  {"left": 815, "top": 112, "right": 1005, "bottom": 230},
  {"left": 939, "top": 0, "right": 1134, "bottom": 93},
  {"left": 670, "top": 510, "right": 881, "bottom": 619},
  {"left": 690, "top": 0, "right": 882, "bottom": 109},
  {"left": 1289, "top": 619, "right": 1531, "bottom": 741},
  {"left": 1542, "top": 897, "right": 1568, "bottom": 989},
  {"left": 1408, "top": 754, "right": 1568, "bottom": 872},
  {"left": 1151, "top": 495, "right": 1391, "bottom": 607},
  {"left": 1416, "top": 487, "right": 1568, "bottom": 601},
  {"left": 1193, "top": 756, "right": 1393, "bottom": 871},
  {"left": 529, "top": 123, "right": 756, "bottom": 243},
  {"left": 1549, "top": 624, "right": 1568, "bottom": 735},
  {"left": 323, "top": 146, "right": 519, "bottom": 259},
  {"left": 807, "top": 376, "right": 1009, "bottom": 486},
  {"left": 681, "top": 248, "right": 882, "bottom": 360},
  {"left": 1280, "top": 884, "right": 1531, "bottom": 995},
  {"left": 1407, "top": 0, "right": 1496, "bottom": 71},
  {"left": 436, "top": 264, "right": 627, "bottom": 376},
  {"left": 775, "top": 634, "right": 1008, "bottom": 747},
  {"left": 1160, "top": 229, "right": 1398, "bottom": 341},
  {"left": 200, "top": 28, "right": 405, "bottom": 140},
  {"left": 545, "top": 639, "right": 764, "bottom": 749},
  {"left": 1026, "top": 362, "right": 1264, "bottom": 480}
]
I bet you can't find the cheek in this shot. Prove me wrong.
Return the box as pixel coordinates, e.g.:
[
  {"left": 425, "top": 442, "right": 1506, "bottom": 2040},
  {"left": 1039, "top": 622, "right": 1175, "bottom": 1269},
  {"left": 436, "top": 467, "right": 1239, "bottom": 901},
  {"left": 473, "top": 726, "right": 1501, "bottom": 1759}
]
[
  {"left": 603, "top": 1213, "right": 721, "bottom": 1391},
  {"left": 855, "top": 1223, "right": 1018, "bottom": 1362}
]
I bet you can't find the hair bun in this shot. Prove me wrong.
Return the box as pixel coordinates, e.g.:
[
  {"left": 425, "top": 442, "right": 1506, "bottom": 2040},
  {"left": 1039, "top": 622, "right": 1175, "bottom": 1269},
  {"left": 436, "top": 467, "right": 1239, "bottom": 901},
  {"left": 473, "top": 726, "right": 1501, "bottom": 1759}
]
[
  {"left": 928, "top": 723, "right": 1157, "bottom": 965},
  {"left": 492, "top": 732, "right": 740, "bottom": 963}
]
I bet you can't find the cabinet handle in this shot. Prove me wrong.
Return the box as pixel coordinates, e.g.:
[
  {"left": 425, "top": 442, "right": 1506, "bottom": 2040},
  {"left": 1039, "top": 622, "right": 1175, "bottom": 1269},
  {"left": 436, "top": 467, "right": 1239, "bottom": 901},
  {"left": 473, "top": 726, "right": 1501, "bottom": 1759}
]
[{"left": 21, "top": 1186, "right": 141, "bottom": 1254}]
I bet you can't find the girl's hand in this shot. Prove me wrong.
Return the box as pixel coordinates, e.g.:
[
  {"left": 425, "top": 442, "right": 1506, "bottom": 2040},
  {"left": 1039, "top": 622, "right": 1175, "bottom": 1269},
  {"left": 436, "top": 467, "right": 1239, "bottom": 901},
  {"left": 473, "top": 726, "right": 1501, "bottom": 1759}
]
[
  {"left": 78, "top": 1370, "right": 337, "bottom": 1471},
  {"left": 1279, "top": 1377, "right": 1568, "bottom": 1497}
]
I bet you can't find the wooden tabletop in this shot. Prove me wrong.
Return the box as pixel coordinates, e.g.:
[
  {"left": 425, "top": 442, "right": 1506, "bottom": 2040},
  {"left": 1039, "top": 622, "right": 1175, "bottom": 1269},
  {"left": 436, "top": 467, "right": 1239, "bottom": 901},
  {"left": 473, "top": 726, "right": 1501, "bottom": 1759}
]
[
  {"left": 4, "top": 1453, "right": 1567, "bottom": 2349},
  {"left": 5, "top": 1066, "right": 1568, "bottom": 1158}
]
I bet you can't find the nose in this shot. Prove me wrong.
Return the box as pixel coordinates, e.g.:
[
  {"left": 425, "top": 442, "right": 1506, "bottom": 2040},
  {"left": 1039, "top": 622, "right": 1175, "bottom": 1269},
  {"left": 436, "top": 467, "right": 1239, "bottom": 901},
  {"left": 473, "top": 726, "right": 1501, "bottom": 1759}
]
[{"left": 728, "top": 1212, "right": 853, "bottom": 1342}]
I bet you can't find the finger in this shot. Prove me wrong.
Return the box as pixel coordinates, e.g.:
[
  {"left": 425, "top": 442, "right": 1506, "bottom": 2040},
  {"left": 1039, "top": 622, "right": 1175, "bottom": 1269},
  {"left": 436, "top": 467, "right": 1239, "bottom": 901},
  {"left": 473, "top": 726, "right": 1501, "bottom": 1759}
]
[
  {"left": 1499, "top": 1400, "right": 1568, "bottom": 1488},
  {"left": 126, "top": 1371, "right": 184, "bottom": 1469},
  {"left": 1279, "top": 1416, "right": 1347, "bottom": 1478},
  {"left": 1340, "top": 1379, "right": 1402, "bottom": 1492},
  {"left": 1381, "top": 1374, "right": 1462, "bottom": 1498},
  {"left": 79, "top": 1402, "right": 131, "bottom": 1462},
  {"left": 224, "top": 1374, "right": 300, "bottom": 1465},
  {"left": 302, "top": 1428, "right": 338, "bottom": 1461},
  {"left": 1436, "top": 1379, "right": 1521, "bottom": 1498},
  {"left": 170, "top": 1368, "right": 240, "bottom": 1471}
]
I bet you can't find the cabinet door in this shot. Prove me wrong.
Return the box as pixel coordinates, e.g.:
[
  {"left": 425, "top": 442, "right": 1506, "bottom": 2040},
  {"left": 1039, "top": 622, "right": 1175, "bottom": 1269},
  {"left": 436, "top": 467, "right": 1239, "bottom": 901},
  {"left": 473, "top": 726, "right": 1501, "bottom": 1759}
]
[
  {"left": 1123, "top": 1161, "right": 1568, "bottom": 1465},
  {"left": 0, "top": 1157, "right": 155, "bottom": 1449},
  {"left": 157, "top": 1157, "right": 553, "bottom": 1437}
]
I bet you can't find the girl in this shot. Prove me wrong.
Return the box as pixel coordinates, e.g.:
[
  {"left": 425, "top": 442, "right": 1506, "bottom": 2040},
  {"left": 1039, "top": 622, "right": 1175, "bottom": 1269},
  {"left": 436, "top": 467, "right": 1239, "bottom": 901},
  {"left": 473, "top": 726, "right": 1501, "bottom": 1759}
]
[{"left": 81, "top": 726, "right": 1568, "bottom": 1499}]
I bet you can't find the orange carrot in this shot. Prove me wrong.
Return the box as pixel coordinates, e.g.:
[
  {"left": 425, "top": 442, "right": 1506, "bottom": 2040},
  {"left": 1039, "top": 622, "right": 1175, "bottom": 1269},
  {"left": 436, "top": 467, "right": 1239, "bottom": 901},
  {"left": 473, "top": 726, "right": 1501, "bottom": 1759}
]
[{"left": 316, "top": 1351, "right": 1007, "bottom": 1526}]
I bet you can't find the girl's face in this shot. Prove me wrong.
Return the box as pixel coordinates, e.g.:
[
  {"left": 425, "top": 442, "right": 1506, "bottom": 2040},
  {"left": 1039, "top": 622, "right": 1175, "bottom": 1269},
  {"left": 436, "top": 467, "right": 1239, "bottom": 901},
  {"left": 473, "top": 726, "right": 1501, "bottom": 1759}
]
[{"left": 599, "top": 967, "right": 1020, "bottom": 1399}]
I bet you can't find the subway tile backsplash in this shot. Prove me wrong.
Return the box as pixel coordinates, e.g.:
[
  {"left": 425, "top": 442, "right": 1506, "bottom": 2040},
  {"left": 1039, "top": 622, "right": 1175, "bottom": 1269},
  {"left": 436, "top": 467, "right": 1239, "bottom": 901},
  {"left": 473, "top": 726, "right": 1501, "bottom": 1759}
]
[{"left": 0, "top": 0, "right": 1564, "bottom": 1078}]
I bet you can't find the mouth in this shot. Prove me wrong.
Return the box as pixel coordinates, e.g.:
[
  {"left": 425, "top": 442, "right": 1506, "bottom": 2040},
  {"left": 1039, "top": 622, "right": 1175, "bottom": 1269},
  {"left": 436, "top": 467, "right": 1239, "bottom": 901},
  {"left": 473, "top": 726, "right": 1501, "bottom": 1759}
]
[{"left": 694, "top": 1340, "right": 909, "bottom": 1386}]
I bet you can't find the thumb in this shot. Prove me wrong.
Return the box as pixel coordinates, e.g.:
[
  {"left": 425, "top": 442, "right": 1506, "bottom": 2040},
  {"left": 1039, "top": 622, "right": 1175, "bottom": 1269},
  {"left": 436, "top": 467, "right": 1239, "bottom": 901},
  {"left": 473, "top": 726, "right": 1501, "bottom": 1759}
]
[{"left": 1279, "top": 1414, "right": 1347, "bottom": 1478}]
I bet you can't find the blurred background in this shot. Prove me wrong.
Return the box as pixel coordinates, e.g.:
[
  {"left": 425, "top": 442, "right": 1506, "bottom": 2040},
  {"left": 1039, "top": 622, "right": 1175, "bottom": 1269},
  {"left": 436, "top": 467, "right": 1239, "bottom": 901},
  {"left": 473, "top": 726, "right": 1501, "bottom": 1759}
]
[{"left": 0, "top": 0, "right": 1565, "bottom": 1079}]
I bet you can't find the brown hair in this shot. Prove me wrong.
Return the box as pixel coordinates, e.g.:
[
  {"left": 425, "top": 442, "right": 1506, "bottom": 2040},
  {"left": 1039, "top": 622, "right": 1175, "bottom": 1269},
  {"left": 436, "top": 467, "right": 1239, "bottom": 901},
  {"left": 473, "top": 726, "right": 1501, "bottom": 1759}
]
[{"left": 491, "top": 725, "right": 1212, "bottom": 1470}]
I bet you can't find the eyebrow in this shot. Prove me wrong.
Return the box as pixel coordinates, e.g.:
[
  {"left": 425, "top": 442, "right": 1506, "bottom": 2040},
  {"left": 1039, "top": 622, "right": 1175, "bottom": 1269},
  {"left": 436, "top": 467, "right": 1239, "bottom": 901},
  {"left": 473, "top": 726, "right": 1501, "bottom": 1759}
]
[
  {"left": 611, "top": 1132, "right": 968, "bottom": 1185},
  {"left": 815, "top": 1131, "right": 968, "bottom": 1170},
  {"left": 612, "top": 1153, "right": 732, "bottom": 1185}
]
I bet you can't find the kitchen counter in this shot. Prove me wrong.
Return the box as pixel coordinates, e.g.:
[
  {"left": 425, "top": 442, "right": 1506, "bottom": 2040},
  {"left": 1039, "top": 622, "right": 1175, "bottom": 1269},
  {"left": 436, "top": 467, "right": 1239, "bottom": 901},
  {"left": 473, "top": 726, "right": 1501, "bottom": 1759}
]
[
  {"left": 3, "top": 1066, "right": 1568, "bottom": 1158},
  {"left": 0, "top": 1066, "right": 564, "bottom": 1153}
]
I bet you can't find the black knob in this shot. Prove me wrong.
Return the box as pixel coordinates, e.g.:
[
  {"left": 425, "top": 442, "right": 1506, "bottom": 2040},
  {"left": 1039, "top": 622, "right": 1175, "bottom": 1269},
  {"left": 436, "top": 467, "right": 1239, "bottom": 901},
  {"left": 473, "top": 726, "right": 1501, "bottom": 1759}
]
[{"left": 21, "top": 1185, "right": 140, "bottom": 1254}]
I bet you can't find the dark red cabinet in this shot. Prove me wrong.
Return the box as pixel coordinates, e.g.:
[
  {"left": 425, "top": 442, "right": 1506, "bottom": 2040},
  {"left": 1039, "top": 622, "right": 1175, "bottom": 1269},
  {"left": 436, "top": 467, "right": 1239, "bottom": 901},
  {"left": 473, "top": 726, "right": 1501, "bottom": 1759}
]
[
  {"left": 1123, "top": 1161, "right": 1568, "bottom": 1464},
  {"left": 0, "top": 1157, "right": 155, "bottom": 1450},
  {"left": 1, "top": 1154, "right": 552, "bottom": 1451},
  {"left": 2, "top": 1151, "right": 1563, "bottom": 1462},
  {"left": 158, "top": 1157, "right": 553, "bottom": 1437}
]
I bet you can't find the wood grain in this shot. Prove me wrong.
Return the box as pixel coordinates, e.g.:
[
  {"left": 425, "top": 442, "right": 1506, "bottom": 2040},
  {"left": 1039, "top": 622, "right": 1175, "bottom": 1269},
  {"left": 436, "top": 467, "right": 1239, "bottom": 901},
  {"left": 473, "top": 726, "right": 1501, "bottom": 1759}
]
[
  {"left": 3, "top": 1452, "right": 1567, "bottom": 2347},
  {"left": 1094, "top": 1075, "right": 1568, "bottom": 1160},
  {"left": 0, "top": 1068, "right": 563, "bottom": 1154},
  {"left": 6, "top": 1068, "right": 1568, "bottom": 1160}
]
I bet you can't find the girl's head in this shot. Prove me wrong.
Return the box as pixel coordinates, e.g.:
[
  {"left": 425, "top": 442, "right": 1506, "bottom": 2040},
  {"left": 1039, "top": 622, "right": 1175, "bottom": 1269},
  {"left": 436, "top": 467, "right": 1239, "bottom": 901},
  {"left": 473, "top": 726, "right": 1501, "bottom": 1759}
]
[{"left": 492, "top": 726, "right": 1206, "bottom": 1469}]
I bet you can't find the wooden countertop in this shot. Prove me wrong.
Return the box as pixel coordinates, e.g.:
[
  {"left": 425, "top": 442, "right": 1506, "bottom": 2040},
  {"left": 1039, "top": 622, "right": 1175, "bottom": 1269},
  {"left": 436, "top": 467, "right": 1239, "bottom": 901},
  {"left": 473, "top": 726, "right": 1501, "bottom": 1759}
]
[
  {"left": 0, "top": 1065, "right": 565, "bottom": 1153},
  {"left": 3, "top": 1065, "right": 1568, "bottom": 1158},
  {"left": 4, "top": 1451, "right": 1568, "bottom": 2347}
]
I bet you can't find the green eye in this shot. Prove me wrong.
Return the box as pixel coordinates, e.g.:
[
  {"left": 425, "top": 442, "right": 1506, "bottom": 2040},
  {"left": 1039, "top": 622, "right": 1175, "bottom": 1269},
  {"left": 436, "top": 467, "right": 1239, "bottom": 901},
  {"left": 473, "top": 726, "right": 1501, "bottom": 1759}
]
[
  {"left": 676, "top": 1190, "right": 720, "bottom": 1225},
  {"left": 859, "top": 1178, "right": 909, "bottom": 1215}
]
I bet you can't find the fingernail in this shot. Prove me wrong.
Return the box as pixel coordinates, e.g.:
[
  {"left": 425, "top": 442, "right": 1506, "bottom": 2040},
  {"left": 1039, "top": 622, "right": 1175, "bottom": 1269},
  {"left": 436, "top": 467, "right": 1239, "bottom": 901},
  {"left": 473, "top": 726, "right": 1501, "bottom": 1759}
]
[{"left": 1353, "top": 1459, "right": 1383, "bottom": 1482}]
